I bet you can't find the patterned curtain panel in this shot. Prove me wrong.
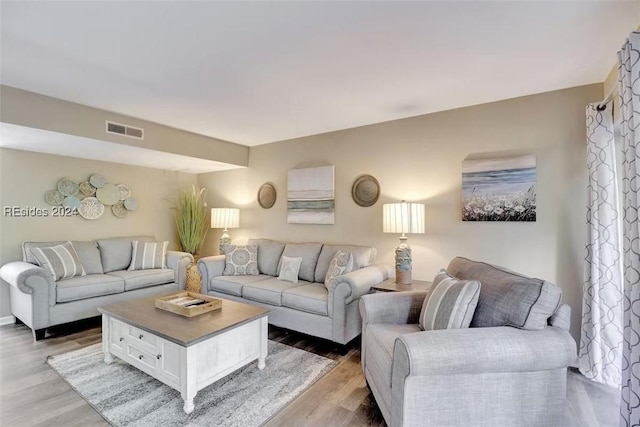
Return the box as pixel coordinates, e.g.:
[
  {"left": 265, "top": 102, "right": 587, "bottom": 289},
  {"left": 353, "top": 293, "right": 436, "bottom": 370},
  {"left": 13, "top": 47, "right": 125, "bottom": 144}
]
[
  {"left": 579, "top": 100, "right": 623, "bottom": 388},
  {"left": 618, "top": 32, "right": 640, "bottom": 427}
]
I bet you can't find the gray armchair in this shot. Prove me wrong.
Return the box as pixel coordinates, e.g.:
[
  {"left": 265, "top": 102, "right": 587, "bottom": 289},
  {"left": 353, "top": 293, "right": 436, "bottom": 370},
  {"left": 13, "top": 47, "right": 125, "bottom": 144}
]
[{"left": 359, "top": 257, "right": 577, "bottom": 427}]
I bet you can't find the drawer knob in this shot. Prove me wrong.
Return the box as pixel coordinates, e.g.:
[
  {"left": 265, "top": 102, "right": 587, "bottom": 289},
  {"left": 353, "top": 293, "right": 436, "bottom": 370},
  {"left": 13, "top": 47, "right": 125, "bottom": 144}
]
[
  {"left": 157, "top": 354, "right": 161, "bottom": 360},
  {"left": 119, "top": 337, "right": 124, "bottom": 342},
  {"left": 139, "top": 334, "right": 144, "bottom": 339},
  {"left": 138, "top": 355, "right": 143, "bottom": 360}
]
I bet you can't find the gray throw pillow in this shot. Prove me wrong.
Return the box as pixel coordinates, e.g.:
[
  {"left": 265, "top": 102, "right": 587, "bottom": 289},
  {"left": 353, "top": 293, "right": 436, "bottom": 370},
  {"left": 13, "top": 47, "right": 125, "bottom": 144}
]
[
  {"left": 30, "top": 241, "right": 86, "bottom": 281},
  {"left": 419, "top": 269, "right": 481, "bottom": 331},
  {"left": 128, "top": 241, "right": 168, "bottom": 270},
  {"left": 223, "top": 245, "right": 259, "bottom": 276},
  {"left": 277, "top": 256, "right": 303, "bottom": 283},
  {"left": 324, "top": 251, "right": 354, "bottom": 289}
]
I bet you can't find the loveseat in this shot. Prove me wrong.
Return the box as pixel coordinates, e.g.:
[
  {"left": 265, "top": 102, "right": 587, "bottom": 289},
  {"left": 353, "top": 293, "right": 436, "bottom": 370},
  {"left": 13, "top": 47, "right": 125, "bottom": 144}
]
[
  {"left": 359, "top": 257, "right": 576, "bottom": 427},
  {"left": 0, "top": 235, "right": 193, "bottom": 340},
  {"left": 198, "top": 238, "right": 391, "bottom": 346}
]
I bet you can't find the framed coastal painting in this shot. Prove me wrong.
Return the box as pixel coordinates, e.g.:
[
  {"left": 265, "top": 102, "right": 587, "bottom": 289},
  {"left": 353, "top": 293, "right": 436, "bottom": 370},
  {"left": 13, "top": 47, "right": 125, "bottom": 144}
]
[
  {"left": 287, "top": 165, "right": 335, "bottom": 224},
  {"left": 462, "top": 153, "right": 536, "bottom": 221}
]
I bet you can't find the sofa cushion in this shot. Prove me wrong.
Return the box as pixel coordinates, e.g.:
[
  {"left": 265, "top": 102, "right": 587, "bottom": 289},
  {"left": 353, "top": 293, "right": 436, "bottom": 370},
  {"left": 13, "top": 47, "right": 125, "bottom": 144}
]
[
  {"left": 282, "top": 283, "right": 328, "bottom": 316},
  {"left": 210, "top": 274, "right": 271, "bottom": 296},
  {"left": 128, "top": 241, "right": 168, "bottom": 270},
  {"left": 97, "top": 236, "right": 155, "bottom": 273},
  {"left": 314, "top": 244, "right": 376, "bottom": 283},
  {"left": 278, "top": 243, "right": 323, "bottom": 283},
  {"left": 242, "top": 277, "right": 309, "bottom": 306},
  {"left": 364, "top": 323, "right": 422, "bottom": 387},
  {"left": 278, "top": 256, "right": 303, "bottom": 284},
  {"left": 223, "top": 245, "right": 259, "bottom": 276},
  {"left": 447, "top": 257, "right": 561, "bottom": 330},
  {"left": 31, "top": 242, "right": 86, "bottom": 281},
  {"left": 56, "top": 274, "right": 125, "bottom": 303},
  {"left": 419, "top": 269, "right": 480, "bottom": 331},
  {"left": 24, "top": 240, "right": 105, "bottom": 274},
  {"left": 323, "top": 250, "right": 354, "bottom": 288},
  {"left": 108, "top": 269, "right": 174, "bottom": 291},
  {"left": 247, "top": 239, "right": 286, "bottom": 276}
]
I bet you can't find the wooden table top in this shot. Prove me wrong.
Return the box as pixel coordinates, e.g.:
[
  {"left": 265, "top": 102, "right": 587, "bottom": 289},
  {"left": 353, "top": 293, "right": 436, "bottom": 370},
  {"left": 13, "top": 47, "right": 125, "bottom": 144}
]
[
  {"left": 98, "top": 293, "right": 269, "bottom": 347},
  {"left": 371, "top": 279, "right": 432, "bottom": 292}
]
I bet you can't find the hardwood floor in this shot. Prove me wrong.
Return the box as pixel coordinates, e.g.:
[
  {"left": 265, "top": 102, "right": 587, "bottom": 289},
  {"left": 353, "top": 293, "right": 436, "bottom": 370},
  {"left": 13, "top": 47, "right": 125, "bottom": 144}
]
[{"left": 0, "top": 319, "right": 619, "bottom": 427}]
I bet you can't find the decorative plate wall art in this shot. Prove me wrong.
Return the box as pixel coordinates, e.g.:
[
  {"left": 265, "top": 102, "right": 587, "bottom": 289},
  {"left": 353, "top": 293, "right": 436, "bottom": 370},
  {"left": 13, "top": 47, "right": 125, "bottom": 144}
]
[
  {"left": 351, "top": 174, "right": 380, "bottom": 207},
  {"left": 43, "top": 174, "right": 137, "bottom": 220},
  {"left": 257, "top": 183, "right": 277, "bottom": 209}
]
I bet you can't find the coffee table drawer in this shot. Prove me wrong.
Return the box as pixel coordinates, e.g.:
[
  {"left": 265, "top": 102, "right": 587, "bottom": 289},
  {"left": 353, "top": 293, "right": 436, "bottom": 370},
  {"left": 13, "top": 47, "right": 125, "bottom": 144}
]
[
  {"left": 127, "top": 324, "right": 157, "bottom": 349},
  {"left": 127, "top": 342, "right": 159, "bottom": 370}
]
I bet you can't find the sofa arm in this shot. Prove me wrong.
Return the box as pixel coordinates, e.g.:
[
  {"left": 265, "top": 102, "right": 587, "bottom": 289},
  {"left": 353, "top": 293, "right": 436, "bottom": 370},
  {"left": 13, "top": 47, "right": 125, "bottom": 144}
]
[
  {"left": 360, "top": 291, "right": 428, "bottom": 326},
  {"left": 0, "top": 261, "right": 54, "bottom": 329},
  {"left": 166, "top": 251, "right": 193, "bottom": 290},
  {"left": 197, "top": 255, "right": 225, "bottom": 293},
  {"left": 328, "top": 264, "right": 392, "bottom": 318},
  {"left": 393, "top": 326, "right": 577, "bottom": 378}
]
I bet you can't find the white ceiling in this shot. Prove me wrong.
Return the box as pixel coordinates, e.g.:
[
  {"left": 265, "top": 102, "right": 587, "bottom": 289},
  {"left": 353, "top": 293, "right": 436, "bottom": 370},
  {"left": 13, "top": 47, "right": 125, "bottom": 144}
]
[
  {"left": 0, "top": 123, "right": 244, "bottom": 174},
  {"left": 1, "top": 1, "right": 639, "bottom": 147}
]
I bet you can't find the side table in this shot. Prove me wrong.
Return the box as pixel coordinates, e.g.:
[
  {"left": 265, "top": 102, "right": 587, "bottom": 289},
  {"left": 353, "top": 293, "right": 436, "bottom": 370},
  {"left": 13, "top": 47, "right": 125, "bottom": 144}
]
[{"left": 371, "top": 279, "right": 432, "bottom": 293}]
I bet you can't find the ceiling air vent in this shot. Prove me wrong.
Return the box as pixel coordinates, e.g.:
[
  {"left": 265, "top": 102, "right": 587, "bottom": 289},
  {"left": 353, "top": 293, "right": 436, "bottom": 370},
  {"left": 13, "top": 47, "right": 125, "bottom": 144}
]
[{"left": 106, "top": 121, "right": 144, "bottom": 140}]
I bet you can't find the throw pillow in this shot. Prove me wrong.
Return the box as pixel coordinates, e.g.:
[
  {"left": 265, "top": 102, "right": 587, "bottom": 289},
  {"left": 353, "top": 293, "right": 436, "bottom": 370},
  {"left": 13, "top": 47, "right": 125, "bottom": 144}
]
[
  {"left": 128, "top": 241, "right": 168, "bottom": 270},
  {"left": 419, "top": 269, "right": 481, "bottom": 331},
  {"left": 223, "top": 245, "right": 259, "bottom": 276},
  {"left": 324, "top": 250, "right": 354, "bottom": 289},
  {"left": 277, "top": 256, "right": 303, "bottom": 283},
  {"left": 30, "top": 241, "right": 86, "bottom": 281}
]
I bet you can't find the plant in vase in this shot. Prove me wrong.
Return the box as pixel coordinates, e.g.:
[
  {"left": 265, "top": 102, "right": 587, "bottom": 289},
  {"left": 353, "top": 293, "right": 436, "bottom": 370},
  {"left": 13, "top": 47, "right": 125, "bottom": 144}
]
[{"left": 173, "top": 185, "right": 209, "bottom": 293}]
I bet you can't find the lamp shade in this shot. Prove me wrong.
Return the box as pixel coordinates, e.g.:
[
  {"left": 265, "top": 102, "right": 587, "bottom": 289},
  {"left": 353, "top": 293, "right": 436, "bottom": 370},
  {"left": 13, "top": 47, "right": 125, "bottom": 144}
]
[
  {"left": 211, "top": 208, "right": 240, "bottom": 229},
  {"left": 383, "top": 202, "right": 425, "bottom": 234}
]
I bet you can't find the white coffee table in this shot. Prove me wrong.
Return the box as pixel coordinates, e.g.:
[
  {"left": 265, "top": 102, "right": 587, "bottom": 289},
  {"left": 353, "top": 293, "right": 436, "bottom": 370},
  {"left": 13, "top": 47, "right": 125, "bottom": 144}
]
[{"left": 98, "top": 294, "right": 269, "bottom": 414}]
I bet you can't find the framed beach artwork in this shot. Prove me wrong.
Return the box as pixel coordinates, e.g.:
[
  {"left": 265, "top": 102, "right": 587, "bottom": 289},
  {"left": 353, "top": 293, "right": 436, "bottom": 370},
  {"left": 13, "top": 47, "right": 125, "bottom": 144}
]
[
  {"left": 287, "top": 165, "right": 335, "bottom": 224},
  {"left": 462, "top": 153, "right": 536, "bottom": 222}
]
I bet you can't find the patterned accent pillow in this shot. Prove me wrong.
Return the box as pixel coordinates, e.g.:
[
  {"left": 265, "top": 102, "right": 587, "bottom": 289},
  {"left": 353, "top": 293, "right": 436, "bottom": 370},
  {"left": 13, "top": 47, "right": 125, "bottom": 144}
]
[
  {"left": 324, "top": 250, "right": 354, "bottom": 289},
  {"left": 30, "top": 241, "right": 86, "bottom": 281},
  {"left": 223, "top": 245, "right": 259, "bottom": 276},
  {"left": 128, "top": 241, "right": 168, "bottom": 270},
  {"left": 277, "top": 256, "right": 303, "bottom": 283},
  {"left": 419, "top": 269, "right": 481, "bottom": 331}
]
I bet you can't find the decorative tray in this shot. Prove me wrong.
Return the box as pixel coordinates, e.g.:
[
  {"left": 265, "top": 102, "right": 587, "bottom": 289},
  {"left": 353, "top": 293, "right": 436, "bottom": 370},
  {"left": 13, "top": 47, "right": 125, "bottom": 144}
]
[{"left": 155, "top": 292, "right": 222, "bottom": 317}]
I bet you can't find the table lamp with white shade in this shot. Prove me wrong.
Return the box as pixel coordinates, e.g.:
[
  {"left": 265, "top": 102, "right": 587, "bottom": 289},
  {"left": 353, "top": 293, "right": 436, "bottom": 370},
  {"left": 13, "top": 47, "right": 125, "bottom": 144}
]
[
  {"left": 383, "top": 201, "right": 425, "bottom": 285},
  {"left": 211, "top": 208, "right": 240, "bottom": 254}
]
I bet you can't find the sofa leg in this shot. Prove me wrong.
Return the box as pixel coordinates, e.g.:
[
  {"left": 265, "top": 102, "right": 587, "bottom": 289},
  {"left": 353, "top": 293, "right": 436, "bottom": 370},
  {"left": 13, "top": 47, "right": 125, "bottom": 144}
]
[
  {"left": 14, "top": 317, "right": 23, "bottom": 325},
  {"left": 33, "top": 329, "right": 46, "bottom": 341},
  {"left": 336, "top": 344, "right": 349, "bottom": 356}
]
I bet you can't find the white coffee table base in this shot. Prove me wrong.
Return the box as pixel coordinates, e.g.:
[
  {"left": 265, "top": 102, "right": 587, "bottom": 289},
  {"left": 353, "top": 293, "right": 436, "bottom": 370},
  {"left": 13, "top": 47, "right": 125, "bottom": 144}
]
[{"left": 102, "top": 314, "right": 268, "bottom": 414}]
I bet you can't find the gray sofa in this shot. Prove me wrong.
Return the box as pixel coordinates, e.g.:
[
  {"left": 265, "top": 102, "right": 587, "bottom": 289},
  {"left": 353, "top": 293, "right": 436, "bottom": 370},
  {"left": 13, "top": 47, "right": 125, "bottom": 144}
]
[
  {"left": 359, "top": 257, "right": 577, "bottom": 427},
  {"left": 198, "top": 238, "right": 391, "bottom": 346},
  {"left": 0, "top": 235, "right": 193, "bottom": 340}
]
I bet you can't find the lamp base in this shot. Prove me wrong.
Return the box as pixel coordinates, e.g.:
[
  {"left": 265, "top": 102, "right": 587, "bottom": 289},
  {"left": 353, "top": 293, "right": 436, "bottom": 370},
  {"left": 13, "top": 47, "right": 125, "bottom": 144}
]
[
  {"left": 219, "top": 229, "right": 232, "bottom": 254},
  {"left": 394, "top": 237, "right": 412, "bottom": 285}
]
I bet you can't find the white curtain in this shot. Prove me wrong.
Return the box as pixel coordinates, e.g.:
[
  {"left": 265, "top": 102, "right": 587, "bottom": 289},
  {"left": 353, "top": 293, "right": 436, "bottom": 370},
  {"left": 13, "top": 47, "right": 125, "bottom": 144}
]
[
  {"left": 618, "top": 32, "right": 640, "bottom": 427},
  {"left": 579, "top": 100, "right": 623, "bottom": 388}
]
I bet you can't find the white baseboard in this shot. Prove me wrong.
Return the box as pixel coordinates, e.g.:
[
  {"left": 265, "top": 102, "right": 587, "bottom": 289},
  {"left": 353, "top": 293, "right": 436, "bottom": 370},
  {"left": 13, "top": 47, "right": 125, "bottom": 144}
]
[{"left": 0, "top": 315, "right": 16, "bottom": 326}]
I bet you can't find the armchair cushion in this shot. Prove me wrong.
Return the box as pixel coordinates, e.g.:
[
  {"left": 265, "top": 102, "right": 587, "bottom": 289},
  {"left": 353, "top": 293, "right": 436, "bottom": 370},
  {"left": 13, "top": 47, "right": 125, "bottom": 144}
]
[
  {"left": 31, "top": 241, "right": 86, "bottom": 281},
  {"left": 419, "top": 269, "right": 480, "bottom": 331},
  {"left": 447, "top": 257, "right": 561, "bottom": 330}
]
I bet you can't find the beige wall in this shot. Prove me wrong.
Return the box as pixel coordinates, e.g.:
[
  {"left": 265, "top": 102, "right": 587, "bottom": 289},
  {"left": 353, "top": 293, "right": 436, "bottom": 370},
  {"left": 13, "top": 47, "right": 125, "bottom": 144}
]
[
  {"left": 0, "top": 148, "right": 196, "bottom": 318},
  {"left": 198, "top": 84, "right": 603, "bottom": 343}
]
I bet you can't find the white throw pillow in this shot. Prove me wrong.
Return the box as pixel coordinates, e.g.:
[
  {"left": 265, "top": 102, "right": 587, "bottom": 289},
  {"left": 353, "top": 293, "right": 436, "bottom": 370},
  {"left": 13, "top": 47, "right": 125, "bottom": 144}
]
[
  {"left": 277, "top": 256, "right": 303, "bottom": 283},
  {"left": 324, "top": 250, "right": 354, "bottom": 289}
]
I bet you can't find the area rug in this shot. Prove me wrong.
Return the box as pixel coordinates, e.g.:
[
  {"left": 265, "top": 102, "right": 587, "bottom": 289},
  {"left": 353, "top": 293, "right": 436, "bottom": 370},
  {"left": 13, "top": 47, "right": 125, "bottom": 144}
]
[{"left": 47, "top": 341, "right": 336, "bottom": 427}]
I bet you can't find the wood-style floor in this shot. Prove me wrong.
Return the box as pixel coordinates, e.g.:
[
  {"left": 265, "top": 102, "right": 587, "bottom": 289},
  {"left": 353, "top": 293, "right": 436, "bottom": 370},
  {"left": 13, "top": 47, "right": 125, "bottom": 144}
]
[{"left": 0, "top": 319, "right": 619, "bottom": 427}]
